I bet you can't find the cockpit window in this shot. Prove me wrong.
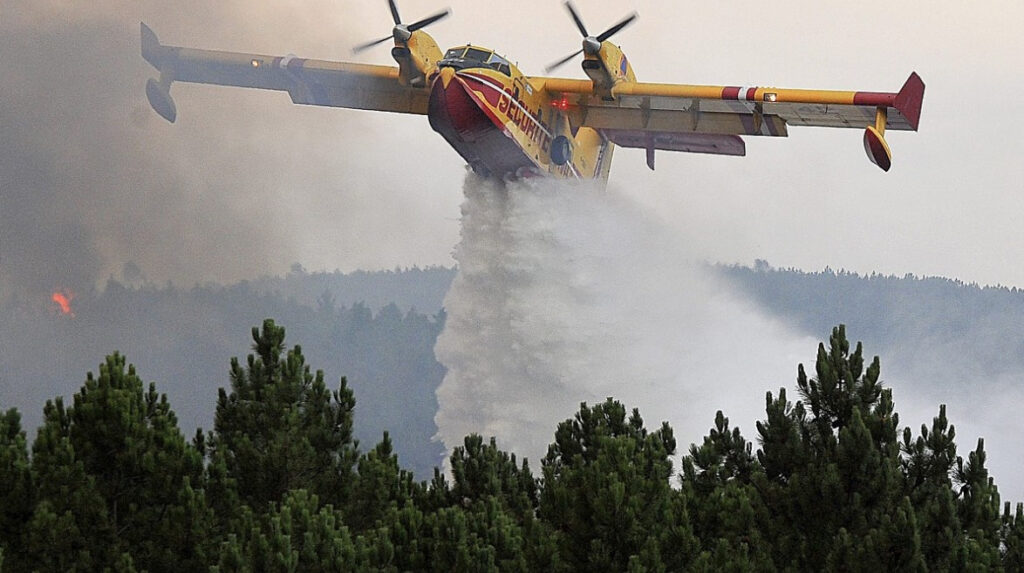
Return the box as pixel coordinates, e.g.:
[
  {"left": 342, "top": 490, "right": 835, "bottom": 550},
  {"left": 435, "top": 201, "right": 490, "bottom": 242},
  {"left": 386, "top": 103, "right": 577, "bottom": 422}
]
[
  {"left": 486, "top": 53, "right": 511, "bottom": 76},
  {"left": 464, "top": 48, "right": 491, "bottom": 62},
  {"left": 439, "top": 46, "right": 512, "bottom": 77}
]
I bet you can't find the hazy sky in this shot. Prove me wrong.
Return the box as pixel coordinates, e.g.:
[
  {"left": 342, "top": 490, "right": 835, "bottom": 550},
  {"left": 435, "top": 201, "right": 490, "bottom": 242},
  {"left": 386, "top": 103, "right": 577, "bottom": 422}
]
[{"left": 3, "top": 0, "right": 1023, "bottom": 295}]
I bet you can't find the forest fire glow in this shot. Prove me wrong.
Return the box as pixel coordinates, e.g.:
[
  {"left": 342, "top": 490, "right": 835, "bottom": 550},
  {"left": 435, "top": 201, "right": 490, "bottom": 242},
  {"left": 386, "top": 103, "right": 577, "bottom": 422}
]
[{"left": 52, "top": 290, "right": 74, "bottom": 317}]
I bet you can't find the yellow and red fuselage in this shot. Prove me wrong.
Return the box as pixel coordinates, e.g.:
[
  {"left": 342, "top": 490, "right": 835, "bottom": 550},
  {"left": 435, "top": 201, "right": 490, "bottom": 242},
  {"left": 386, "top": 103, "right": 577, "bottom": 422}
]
[{"left": 425, "top": 45, "right": 615, "bottom": 180}]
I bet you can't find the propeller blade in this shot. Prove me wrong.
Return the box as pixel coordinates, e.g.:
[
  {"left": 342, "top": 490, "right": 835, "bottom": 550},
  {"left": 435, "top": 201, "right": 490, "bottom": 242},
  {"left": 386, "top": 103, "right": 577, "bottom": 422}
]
[
  {"left": 596, "top": 12, "right": 637, "bottom": 42},
  {"left": 353, "top": 35, "right": 393, "bottom": 54},
  {"left": 564, "top": 1, "right": 589, "bottom": 37},
  {"left": 388, "top": 0, "right": 402, "bottom": 25},
  {"left": 545, "top": 49, "right": 584, "bottom": 73},
  {"left": 408, "top": 8, "right": 450, "bottom": 32}
]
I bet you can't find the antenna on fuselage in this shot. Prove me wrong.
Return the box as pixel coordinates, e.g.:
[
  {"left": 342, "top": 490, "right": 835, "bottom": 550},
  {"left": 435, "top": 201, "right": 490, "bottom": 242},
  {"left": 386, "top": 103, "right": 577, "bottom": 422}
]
[
  {"left": 545, "top": 1, "right": 637, "bottom": 73},
  {"left": 353, "top": 0, "right": 450, "bottom": 54}
]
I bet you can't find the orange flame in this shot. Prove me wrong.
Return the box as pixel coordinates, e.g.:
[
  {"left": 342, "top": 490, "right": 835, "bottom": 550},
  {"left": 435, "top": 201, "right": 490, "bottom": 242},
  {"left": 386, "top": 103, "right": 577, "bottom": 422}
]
[{"left": 52, "top": 290, "right": 74, "bottom": 317}]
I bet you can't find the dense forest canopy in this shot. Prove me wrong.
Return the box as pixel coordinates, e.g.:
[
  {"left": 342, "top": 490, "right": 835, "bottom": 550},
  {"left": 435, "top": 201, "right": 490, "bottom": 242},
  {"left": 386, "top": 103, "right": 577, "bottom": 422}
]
[{"left": 1, "top": 322, "right": 1022, "bottom": 571}]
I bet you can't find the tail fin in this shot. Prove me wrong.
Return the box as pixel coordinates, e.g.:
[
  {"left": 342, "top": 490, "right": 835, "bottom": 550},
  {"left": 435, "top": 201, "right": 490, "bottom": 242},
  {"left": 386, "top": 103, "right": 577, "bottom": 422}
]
[{"left": 894, "top": 72, "right": 925, "bottom": 132}]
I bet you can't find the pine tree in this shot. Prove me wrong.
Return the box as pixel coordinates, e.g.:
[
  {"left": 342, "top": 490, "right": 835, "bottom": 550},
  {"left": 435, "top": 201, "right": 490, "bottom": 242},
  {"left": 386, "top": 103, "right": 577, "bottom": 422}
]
[
  {"left": 1002, "top": 502, "right": 1024, "bottom": 570},
  {"left": 681, "top": 411, "right": 773, "bottom": 569},
  {"left": 0, "top": 408, "right": 32, "bottom": 571},
  {"left": 752, "top": 325, "right": 924, "bottom": 570},
  {"left": 539, "top": 399, "right": 688, "bottom": 571},
  {"left": 26, "top": 354, "right": 211, "bottom": 572},
  {"left": 449, "top": 434, "right": 539, "bottom": 519},
  {"left": 348, "top": 432, "right": 417, "bottom": 531},
  {"left": 902, "top": 404, "right": 965, "bottom": 568},
  {"left": 954, "top": 438, "right": 1003, "bottom": 566},
  {"left": 212, "top": 490, "right": 362, "bottom": 572},
  {"left": 207, "top": 319, "right": 359, "bottom": 510},
  {"left": 26, "top": 397, "right": 112, "bottom": 571},
  {"left": 445, "top": 434, "right": 552, "bottom": 571}
]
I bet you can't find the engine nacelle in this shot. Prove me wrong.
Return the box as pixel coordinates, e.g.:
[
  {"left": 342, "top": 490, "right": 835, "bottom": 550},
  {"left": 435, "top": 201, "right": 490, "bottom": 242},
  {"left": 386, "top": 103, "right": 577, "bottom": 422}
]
[
  {"left": 582, "top": 41, "right": 636, "bottom": 98},
  {"left": 392, "top": 30, "right": 444, "bottom": 88}
]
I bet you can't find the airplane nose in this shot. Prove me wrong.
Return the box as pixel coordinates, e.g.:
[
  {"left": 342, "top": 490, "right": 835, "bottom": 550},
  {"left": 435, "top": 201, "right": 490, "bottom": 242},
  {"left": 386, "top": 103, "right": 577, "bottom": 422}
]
[{"left": 440, "top": 66, "right": 456, "bottom": 89}]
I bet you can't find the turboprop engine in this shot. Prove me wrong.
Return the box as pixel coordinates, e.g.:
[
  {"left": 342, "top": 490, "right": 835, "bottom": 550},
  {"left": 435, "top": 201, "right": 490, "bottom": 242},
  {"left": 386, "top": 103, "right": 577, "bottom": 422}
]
[{"left": 545, "top": 1, "right": 638, "bottom": 96}]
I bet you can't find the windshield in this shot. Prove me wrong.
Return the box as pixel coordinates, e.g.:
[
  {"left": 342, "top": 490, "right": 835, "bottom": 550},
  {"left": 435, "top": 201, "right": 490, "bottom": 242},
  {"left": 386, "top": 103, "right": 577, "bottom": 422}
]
[
  {"left": 440, "top": 46, "right": 512, "bottom": 76},
  {"left": 464, "top": 48, "right": 491, "bottom": 62}
]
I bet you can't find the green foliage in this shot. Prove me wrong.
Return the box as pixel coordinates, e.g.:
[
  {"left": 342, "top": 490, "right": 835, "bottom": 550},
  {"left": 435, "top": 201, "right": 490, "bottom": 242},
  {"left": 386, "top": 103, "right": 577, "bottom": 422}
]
[
  {"left": 348, "top": 432, "right": 417, "bottom": 531},
  {"left": 26, "top": 397, "right": 111, "bottom": 571},
  {"left": 0, "top": 409, "right": 31, "bottom": 571},
  {"left": 1003, "top": 502, "right": 1024, "bottom": 570},
  {"left": 25, "top": 354, "right": 210, "bottom": 572},
  {"left": 443, "top": 434, "right": 553, "bottom": 571},
  {"left": 208, "top": 319, "right": 359, "bottom": 511},
  {"left": 449, "top": 434, "right": 539, "bottom": 518},
  {"left": 213, "top": 490, "right": 361, "bottom": 572},
  {"left": 71, "top": 355, "right": 209, "bottom": 570},
  {"left": 745, "top": 326, "right": 923, "bottom": 570},
  {"left": 681, "top": 412, "right": 772, "bottom": 568},
  {"left": 955, "top": 438, "right": 1003, "bottom": 565},
  {"left": 902, "top": 404, "right": 966, "bottom": 568},
  {"left": 540, "top": 398, "right": 685, "bottom": 571},
  {"left": 3, "top": 320, "right": 1022, "bottom": 571}
]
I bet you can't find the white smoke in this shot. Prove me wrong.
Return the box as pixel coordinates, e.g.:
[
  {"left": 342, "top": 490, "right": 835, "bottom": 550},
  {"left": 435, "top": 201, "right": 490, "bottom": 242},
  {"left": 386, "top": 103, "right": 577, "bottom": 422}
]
[{"left": 434, "top": 174, "right": 818, "bottom": 467}]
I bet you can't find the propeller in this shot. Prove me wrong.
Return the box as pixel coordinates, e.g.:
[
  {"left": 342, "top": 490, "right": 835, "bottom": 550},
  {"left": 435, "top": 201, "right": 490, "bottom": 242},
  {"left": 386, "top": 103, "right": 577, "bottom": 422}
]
[
  {"left": 545, "top": 1, "right": 637, "bottom": 73},
  {"left": 353, "top": 0, "right": 450, "bottom": 54}
]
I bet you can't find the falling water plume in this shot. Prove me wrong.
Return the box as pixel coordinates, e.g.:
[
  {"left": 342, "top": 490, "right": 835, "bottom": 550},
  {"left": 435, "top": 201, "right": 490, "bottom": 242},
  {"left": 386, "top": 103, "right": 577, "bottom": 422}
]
[{"left": 434, "top": 174, "right": 816, "bottom": 466}]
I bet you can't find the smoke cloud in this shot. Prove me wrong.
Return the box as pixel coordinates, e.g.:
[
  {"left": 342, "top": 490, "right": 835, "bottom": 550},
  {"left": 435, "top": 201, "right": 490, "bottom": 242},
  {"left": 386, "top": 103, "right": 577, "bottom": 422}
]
[
  {"left": 0, "top": 0, "right": 462, "bottom": 302},
  {"left": 434, "top": 175, "right": 818, "bottom": 466}
]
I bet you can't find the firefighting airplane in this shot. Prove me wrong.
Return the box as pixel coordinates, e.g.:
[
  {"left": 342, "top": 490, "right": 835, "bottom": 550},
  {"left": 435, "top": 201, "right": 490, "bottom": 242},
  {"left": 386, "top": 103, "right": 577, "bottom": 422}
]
[{"left": 141, "top": 1, "right": 924, "bottom": 180}]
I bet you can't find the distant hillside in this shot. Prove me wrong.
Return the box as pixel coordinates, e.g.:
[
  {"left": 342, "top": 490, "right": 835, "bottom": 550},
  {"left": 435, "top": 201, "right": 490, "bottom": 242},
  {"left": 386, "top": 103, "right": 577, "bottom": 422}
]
[
  {"left": 0, "top": 267, "right": 455, "bottom": 478},
  {"left": 716, "top": 261, "right": 1024, "bottom": 385}
]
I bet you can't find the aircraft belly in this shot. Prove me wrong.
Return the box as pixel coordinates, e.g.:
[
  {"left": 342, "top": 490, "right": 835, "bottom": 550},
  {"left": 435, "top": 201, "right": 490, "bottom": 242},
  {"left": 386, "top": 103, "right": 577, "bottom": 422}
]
[{"left": 428, "top": 75, "right": 535, "bottom": 178}]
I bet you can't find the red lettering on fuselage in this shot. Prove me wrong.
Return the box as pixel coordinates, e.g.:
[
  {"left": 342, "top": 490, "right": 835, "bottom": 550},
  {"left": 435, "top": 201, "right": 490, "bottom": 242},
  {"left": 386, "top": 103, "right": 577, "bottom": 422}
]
[
  {"left": 471, "top": 75, "right": 556, "bottom": 156},
  {"left": 497, "top": 93, "right": 548, "bottom": 148},
  {"left": 497, "top": 87, "right": 513, "bottom": 114}
]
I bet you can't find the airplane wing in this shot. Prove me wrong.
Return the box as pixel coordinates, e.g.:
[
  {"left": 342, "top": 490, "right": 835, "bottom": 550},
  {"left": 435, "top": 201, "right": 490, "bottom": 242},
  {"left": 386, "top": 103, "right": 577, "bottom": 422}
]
[
  {"left": 532, "top": 72, "right": 925, "bottom": 170},
  {"left": 140, "top": 23, "right": 429, "bottom": 123}
]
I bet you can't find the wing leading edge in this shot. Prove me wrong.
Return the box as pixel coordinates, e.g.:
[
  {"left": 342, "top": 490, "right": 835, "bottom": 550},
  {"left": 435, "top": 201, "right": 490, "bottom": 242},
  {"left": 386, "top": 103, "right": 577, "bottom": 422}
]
[
  {"left": 532, "top": 72, "right": 925, "bottom": 170},
  {"left": 141, "top": 23, "right": 429, "bottom": 123}
]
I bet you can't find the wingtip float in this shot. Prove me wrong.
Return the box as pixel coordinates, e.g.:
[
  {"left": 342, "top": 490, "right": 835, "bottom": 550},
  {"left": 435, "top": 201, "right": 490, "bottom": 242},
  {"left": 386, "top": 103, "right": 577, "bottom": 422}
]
[{"left": 140, "top": 2, "right": 924, "bottom": 178}]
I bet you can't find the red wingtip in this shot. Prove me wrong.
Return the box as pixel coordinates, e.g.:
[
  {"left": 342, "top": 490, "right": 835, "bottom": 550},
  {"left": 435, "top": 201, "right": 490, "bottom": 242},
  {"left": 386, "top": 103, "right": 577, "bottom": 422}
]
[{"left": 894, "top": 72, "right": 925, "bottom": 132}]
